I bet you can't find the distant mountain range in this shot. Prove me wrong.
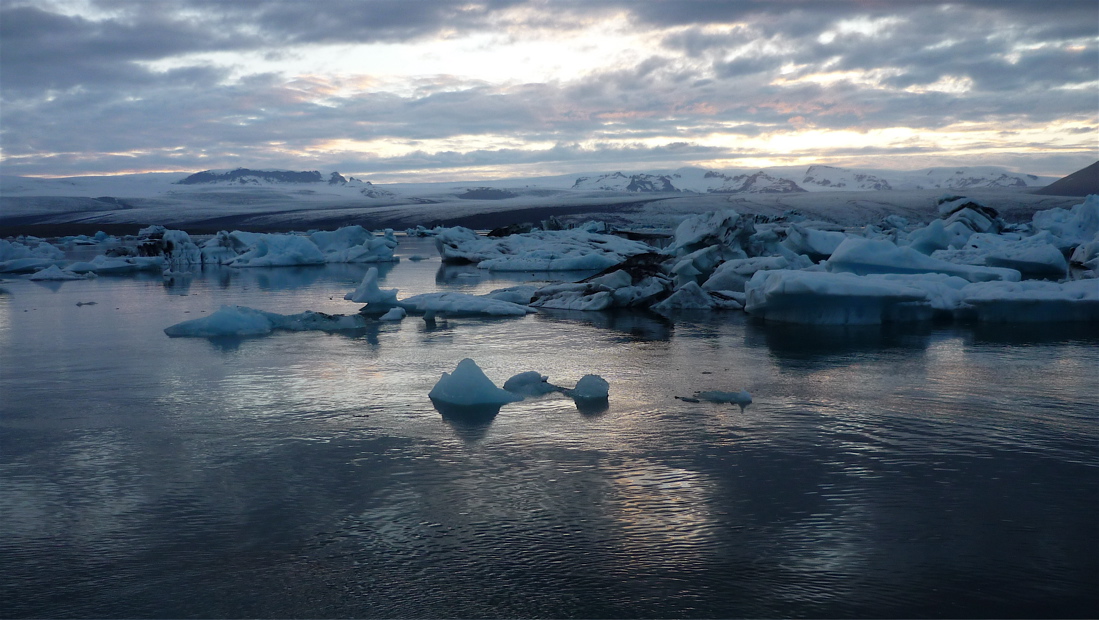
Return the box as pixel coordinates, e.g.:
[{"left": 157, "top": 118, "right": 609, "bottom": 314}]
[{"left": 569, "top": 165, "right": 1051, "bottom": 194}]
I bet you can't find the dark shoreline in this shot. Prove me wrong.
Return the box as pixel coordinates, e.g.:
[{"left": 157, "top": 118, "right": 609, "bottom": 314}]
[{"left": 0, "top": 199, "right": 660, "bottom": 238}]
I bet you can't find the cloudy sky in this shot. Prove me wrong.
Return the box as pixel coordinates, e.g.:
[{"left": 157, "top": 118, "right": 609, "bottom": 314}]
[{"left": 1, "top": 0, "right": 1096, "bottom": 181}]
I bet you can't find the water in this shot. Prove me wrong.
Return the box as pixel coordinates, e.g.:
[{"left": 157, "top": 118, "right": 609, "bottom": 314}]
[{"left": 2, "top": 238, "right": 1097, "bottom": 618}]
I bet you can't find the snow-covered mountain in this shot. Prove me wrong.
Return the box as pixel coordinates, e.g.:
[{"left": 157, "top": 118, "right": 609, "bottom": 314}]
[
  {"left": 176, "top": 168, "right": 327, "bottom": 185},
  {"left": 572, "top": 172, "right": 680, "bottom": 192},
  {"left": 566, "top": 165, "right": 1051, "bottom": 194},
  {"left": 801, "top": 165, "right": 893, "bottom": 191}
]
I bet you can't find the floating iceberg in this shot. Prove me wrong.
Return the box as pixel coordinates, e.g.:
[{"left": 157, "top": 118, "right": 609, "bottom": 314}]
[
  {"left": 28, "top": 265, "right": 94, "bottom": 281},
  {"left": 196, "top": 226, "right": 398, "bottom": 266},
  {"left": 1031, "top": 194, "right": 1098, "bottom": 248},
  {"left": 344, "top": 267, "right": 533, "bottom": 317},
  {"left": 399, "top": 292, "right": 535, "bottom": 317},
  {"left": 429, "top": 359, "right": 524, "bottom": 407},
  {"left": 828, "top": 237, "right": 1020, "bottom": 282},
  {"left": 222, "top": 234, "right": 327, "bottom": 267},
  {"left": 782, "top": 223, "right": 847, "bottom": 261},
  {"left": 378, "top": 307, "right": 407, "bottom": 321},
  {"left": 503, "top": 371, "right": 560, "bottom": 396},
  {"left": 164, "top": 305, "right": 369, "bottom": 337},
  {"left": 531, "top": 266, "right": 672, "bottom": 311},
  {"left": 695, "top": 390, "right": 753, "bottom": 410},
  {"left": 308, "top": 226, "right": 399, "bottom": 263},
  {"left": 67, "top": 255, "right": 164, "bottom": 275},
  {"left": 564, "top": 374, "right": 610, "bottom": 400},
  {"left": 958, "top": 280, "right": 1099, "bottom": 322},
  {"left": 745, "top": 270, "right": 940, "bottom": 324},
  {"left": 345, "top": 267, "right": 400, "bottom": 306},
  {"left": 0, "top": 239, "right": 65, "bottom": 273},
  {"left": 433, "top": 226, "right": 652, "bottom": 271}
]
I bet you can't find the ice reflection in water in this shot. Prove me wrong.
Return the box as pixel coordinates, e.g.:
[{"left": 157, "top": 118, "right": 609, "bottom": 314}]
[{"left": 0, "top": 237, "right": 1096, "bottom": 618}]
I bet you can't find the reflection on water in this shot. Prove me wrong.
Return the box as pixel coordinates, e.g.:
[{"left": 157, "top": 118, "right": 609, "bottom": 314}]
[{"left": 1, "top": 237, "right": 1096, "bottom": 618}]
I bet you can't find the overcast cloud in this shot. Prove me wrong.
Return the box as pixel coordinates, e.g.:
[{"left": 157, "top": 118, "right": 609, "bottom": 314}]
[{"left": 1, "top": 0, "right": 1095, "bottom": 180}]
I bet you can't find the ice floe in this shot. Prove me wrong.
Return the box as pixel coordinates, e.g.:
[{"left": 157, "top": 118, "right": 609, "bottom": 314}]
[
  {"left": 694, "top": 390, "right": 753, "bottom": 410},
  {"left": 28, "top": 265, "right": 94, "bottom": 280},
  {"left": 434, "top": 226, "right": 652, "bottom": 271},
  {"left": 163, "top": 305, "right": 369, "bottom": 337},
  {"left": 503, "top": 371, "right": 560, "bottom": 396},
  {"left": 429, "top": 359, "right": 524, "bottom": 408}
]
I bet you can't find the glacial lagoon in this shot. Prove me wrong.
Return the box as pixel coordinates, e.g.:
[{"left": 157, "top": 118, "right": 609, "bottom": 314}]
[{"left": 1, "top": 237, "right": 1097, "bottom": 618}]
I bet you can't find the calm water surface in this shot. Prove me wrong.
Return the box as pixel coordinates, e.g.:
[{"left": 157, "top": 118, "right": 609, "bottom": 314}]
[{"left": 1, "top": 238, "right": 1097, "bottom": 618}]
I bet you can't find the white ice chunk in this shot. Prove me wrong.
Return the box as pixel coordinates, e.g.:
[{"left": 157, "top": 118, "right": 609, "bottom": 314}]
[
  {"left": 28, "top": 265, "right": 93, "bottom": 280},
  {"left": 503, "top": 371, "right": 560, "bottom": 396},
  {"left": 224, "top": 234, "right": 326, "bottom": 267},
  {"left": 531, "top": 289, "right": 614, "bottom": 311},
  {"left": 429, "top": 359, "right": 524, "bottom": 407},
  {"left": 378, "top": 307, "right": 407, "bottom": 321},
  {"left": 651, "top": 281, "right": 715, "bottom": 312},
  {"left": 344, "top": 267, "right": 400, "bottom": 305},
  {"left": 702, "top": 255, "right": 796, "bottom": 292},
  {"left": 1032, "top": 195, "right": 1099, "bottom": 247},
  {"left": 309, "top": 226, "right": 399, "bottom": 263},
  {"left": 164, "top": 306, "right": 276, "bottom": 337},
  {"left": 959, "top": 280, "right": 1099, "bottom": 322},
  {"left": 828, "top": 237, "right": 1020, "bottom": 282},
  {"left": 905, "top": 219, "right": 974, "bottom": 255},
  {"left": 434, "top": 227, "right": 651, "bottom": 270},
  {"left": 782, "top": 223, "right": 847, "bottom": 260},
  {"left": 0, "top": 257, "right": 65, "bottom": 273},
  {"left": 671, "top": 210, "right": 750, "bottom": 255},
  {"left": 399, "top": 292, "right": 534, "bottom": 316},
  {"left": 0, "top": 239, "right": 64, "bottom": 261},
  {"left": 67, "top": 255, "right": 164, "bottom": 274},
  {"left": 695, "top": 390, "right": 752, "bottom": 409},
  {"left": 164, "top": 306, "right": 369, "bottom": 337},
  {"left": 483, "top": 285, "right": 539, "bottom": 305},
  {"left": 745, "top": 269, "right": 936, "bottom": 324},
  {"left": 564, "top": 374, "right": 609, "bottom": 400}
]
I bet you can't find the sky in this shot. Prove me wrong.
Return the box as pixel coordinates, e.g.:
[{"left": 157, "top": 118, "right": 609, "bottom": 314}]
[{"left": 1, "top": 0, "right": 1096, "bottom": 182}]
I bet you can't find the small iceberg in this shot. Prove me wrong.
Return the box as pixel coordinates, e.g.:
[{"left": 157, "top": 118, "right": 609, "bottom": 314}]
[
  {"left": 563, "top": 374, "right": 610, "bottom": 414},
  {"left": 695, "top": 389, "right": 753, "bottom": 411},
  {"left": 429, "top": 359, "right": 523, "bottom": 418},
  {"left": 28, "top": 265, "right": 94, "bottom": 281},
  {"left": 503, "top": 371, "right": 560, "bottom": 396},
  {"left": 164, "top": 305, "right": 369, "bottom": 338}
]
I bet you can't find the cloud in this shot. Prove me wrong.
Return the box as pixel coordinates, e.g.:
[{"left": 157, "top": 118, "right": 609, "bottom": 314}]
[{"left": 1, "top": 0, "right": 1095, "bottom": 179}]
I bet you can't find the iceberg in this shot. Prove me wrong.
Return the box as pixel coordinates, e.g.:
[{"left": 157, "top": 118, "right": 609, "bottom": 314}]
[
  {"left": 433, "top": 227, "right": 652, "bottom": 271},
  {"left": 782, "top": 223, "right": 848, "bottom": 261},
  {"left": 744, "top": 270, "right": 939, "bottom": 324},
  {"left": 164, "top": 306, "right": 277, "bottom": 337},
  {"left": 828, "top": 237, "right": 1020, "bottom": 282},
  {"left": 429, "top": 359, "right": 524, "bottom": 407},
  {"left": 695, "top": 390, "right": 753, "bottom": 410},
  {"left": 503, "top": 371, "right": 560, "bottom": 396},
  {"left": 531, "top": 266, "right": 672, "bottom": 311},
  {"left": 702, "top": 255, "right": 807, "bottom": 292},
  {"left": 564, "top": 374, "right": 610, "bottom": 400},
  {"left": 958, "top": 280, "right": 1099, "bottom": 322},
  {"left": 651, "top": 281, "right": 716, "bottom": 312},
  {"left": 0, "top": 239, "right": 66, "bottom": 273},
  {"left": 308, "top": 226, "right": 399, "bottom": 263},
  {"left": 223, "top": 234, "right": 327, "bottom": 267},
  {"left": 164, "top": 305, "right": 369, "bottom": 337},
  {"left": 67, "top": 255, "right": 164, "bottom": 275},
  {"left": 28, "top": 265, "right": 93, "bottom": 280},
  {"left": 1031, "top": 194, "right": 1098, "bottom": 247},
  {"left": 398, "top": 292, "right": 535, "bottom": 317},
  {"left": 378, "top": 307, "right": 406, "bottom": 321},
  {"left": 671, "top": 210, "right": 753, "bottom": 256},
  {"left": 344, "top": 267, "right": 400, "bottom": 306}
]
